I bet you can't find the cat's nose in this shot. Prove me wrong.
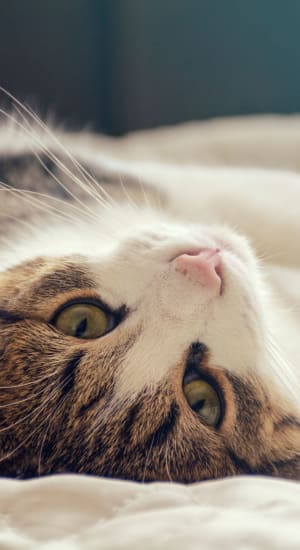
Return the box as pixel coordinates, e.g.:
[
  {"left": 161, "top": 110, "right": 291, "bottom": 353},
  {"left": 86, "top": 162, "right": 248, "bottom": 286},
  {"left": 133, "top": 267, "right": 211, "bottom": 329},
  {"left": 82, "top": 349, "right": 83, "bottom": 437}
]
[{"left": 173, "top": 248, "right": 222, "bottom": 294}]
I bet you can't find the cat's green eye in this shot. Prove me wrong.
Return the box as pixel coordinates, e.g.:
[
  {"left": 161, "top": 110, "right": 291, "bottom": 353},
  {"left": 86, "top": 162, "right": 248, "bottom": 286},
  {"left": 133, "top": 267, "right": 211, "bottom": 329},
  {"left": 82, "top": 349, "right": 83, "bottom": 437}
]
[
  {"left": 54, "top": 303, "right": 112, "bottom": 339},
  {"left": 183, "top": 378, "right": 222, "bottom": 427}
]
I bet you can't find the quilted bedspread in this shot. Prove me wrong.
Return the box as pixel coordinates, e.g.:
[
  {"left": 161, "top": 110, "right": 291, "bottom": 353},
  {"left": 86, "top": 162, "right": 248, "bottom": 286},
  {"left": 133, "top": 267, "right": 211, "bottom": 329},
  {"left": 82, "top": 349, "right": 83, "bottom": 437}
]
[
  {"left": 1, "top": 475, "right": 300, "bottom": 549},
  {"left": 1, "top": 116, "right": 300, "bottom": 549}
]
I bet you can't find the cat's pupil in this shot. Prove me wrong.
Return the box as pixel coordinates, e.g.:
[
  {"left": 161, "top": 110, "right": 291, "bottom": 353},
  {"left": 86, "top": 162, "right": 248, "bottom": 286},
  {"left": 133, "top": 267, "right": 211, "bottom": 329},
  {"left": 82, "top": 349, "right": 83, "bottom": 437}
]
[
  {"left": 75, "top": 317, "right": 87, "bottom": 337},
  {"left": 193, "top": 399, "right": 205, "bottom": 411}
]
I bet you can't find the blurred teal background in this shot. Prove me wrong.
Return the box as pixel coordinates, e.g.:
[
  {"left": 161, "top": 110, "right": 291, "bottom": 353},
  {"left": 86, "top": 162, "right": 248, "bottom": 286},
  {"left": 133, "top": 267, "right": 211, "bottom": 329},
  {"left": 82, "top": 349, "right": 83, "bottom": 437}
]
[{"left": 1, "top": 0, "right": 300, "bottom": 135}]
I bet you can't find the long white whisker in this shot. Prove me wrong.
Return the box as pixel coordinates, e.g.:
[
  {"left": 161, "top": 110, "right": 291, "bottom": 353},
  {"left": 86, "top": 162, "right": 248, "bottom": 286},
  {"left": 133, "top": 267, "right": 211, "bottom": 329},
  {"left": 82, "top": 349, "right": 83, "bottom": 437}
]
[
  {"left": 0, "top": 183, "right": 79, "bottom": 224},
  {"left": 136, "top": 174, "right": 152, "bottom": 208},
  {"left": 15, "top": 101, "right": 121, "bottom": 211},
  {"left": 26, "top": 150, "right": 98, "bottom": 223},
  {"left": 266, "top": 333, "right": 300, "bottom": 407},
  {"left": 0, "top": 382, "right": 56, "bottom": 409},
  {"left": 117, "top": 174, "right": 140, "bottom": 212},
  {"left": 0, "top": 213, "right": 41, "bottom": 234},
  {"left": 164, "top": 441, "right": 173, "bottom": 482},
  {"left": 0, "top": 108, "right": 109, "bottom": 217},
  {"left": 0, "top": 425, "right": 43, "bottom": 464},
  {"left": 3, "top": 93, "right": 119, "bottom": 213},
  {"left": 0, "top": 367, "right": 61, "bottom": 390},
  {"left": 0, "top": 380, "right": 62, "bottom": 466},
  {"left": 12, "top": 104, "right": 117, "bottom": 214},
  {"left": 0, "top": 96, "right": 139, "bottom": 232}
]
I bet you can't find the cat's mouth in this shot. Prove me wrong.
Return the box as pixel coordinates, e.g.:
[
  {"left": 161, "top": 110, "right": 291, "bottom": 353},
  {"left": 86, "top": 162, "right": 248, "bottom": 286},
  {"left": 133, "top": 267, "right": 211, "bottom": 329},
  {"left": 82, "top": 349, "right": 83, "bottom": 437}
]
[{"left": 212, "top": 233, "right": 254, "bottom": 266}]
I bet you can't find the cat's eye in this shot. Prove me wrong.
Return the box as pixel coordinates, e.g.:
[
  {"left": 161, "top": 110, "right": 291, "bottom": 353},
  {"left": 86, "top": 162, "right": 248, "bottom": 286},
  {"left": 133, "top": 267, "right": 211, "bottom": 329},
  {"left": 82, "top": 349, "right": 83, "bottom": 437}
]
[
  {"left": 183, "top": 378, "right": 222, "bottom": 427},
  {"left": 53, "top": 303, "right": 114, "bottom": 339}
]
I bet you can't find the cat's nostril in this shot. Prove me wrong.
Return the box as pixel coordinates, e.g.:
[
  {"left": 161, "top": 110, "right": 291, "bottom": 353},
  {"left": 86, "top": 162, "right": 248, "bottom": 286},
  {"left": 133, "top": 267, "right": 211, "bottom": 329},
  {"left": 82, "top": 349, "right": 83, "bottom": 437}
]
[{"left": 173, "top": 248, "right": 223, "bottom": 294}]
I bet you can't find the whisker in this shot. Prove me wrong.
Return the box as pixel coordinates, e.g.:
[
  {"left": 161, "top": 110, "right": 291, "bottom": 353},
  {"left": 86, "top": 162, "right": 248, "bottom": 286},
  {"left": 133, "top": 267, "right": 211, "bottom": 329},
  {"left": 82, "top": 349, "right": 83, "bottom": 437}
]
[
  {"left": 16, "top": 102, "right": 121, "bottom": 212},
  {"left": 0, "top": 424, "right": 43, "bottom": 464},
  {"left": 0, "top": 183, "right": 80, "bottom": 225},
  {"left": 12, "top": 106, "right": 115, "bottom": 215},
  {"left": 0, "top": 175, "right": 96, "bottom": 224},
  {"left": 164, "top": 440, "right": 173, "bottom": 481},
  {"left": 142, "top": 433, "right": 155, "bottom": 482},
  {"left": 0, "top": 182, "right": 127, "bottom": 241},
  {"left": 257, "top": 250, "right": 286, "bottom": 264},
  {"left": 0, "top": 108, "right": 108, "bottom": 217},
  {"left": 0, "top": 386, "right": 53, "bottom": 409},
  {"left": 266, "top": 333, "right": 300, "bottom": 406},
  {"left": 117, "top": 174, "right": 139, "bottom": 212},
  {"left": 0, "top": 368, "right": 61, "bottom": 390},
  {"left": 0, "top": 213, "right": 40, "bottom": 233},
  {"left": 136, "top": 174, "right": 152, "bottom": 209},
  {"left": 0, "top": 92, "right": 120, "bottom": 213},
  {"left": 0, "top": 379, "right": 58, "bottom": 434},
  {"left": 0, "top": 94, "right": 142, "bottom": 232},
  {"left": 0, "top": 378, "right": 62, "bottom": 465}
]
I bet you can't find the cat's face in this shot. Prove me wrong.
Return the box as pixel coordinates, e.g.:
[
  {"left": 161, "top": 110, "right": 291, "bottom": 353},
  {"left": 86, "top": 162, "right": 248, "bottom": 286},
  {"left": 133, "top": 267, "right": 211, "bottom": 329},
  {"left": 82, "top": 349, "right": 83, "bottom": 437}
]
[{"left": 1, "top": 206, "right": 300, "bottom": 481}]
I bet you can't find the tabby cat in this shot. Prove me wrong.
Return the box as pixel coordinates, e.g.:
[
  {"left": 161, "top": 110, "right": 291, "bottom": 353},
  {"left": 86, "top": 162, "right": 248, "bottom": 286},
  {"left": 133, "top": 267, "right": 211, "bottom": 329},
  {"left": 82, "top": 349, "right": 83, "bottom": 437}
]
[{"left": 0, "top": 100, "right": 300, "bottom": 481}]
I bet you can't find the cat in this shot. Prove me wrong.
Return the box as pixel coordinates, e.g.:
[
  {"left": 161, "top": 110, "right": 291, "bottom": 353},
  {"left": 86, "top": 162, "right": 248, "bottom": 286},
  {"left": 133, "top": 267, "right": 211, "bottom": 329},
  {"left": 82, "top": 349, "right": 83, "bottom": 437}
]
[{"left": 0, "top": 103, "right": 300, "bottom": 482}]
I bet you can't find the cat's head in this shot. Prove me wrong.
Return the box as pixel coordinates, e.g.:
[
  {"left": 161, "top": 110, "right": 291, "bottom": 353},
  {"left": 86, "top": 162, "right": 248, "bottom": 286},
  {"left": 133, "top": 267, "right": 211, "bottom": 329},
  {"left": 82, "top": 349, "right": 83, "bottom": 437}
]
[{"left": 1, "top": 181, "right": 300, "bottom": 482}]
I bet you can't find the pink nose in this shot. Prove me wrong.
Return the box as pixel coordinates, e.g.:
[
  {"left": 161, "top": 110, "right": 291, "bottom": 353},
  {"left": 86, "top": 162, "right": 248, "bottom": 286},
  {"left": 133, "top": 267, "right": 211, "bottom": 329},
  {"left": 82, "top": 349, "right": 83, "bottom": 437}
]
[{"left": 173, "top": 248, "right": 222, "bottom": 293}]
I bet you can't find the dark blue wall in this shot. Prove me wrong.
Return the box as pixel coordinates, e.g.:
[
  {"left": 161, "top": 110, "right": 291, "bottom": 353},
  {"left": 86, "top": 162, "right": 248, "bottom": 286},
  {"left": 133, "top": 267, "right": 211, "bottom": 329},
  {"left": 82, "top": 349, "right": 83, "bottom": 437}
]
[{"left": 1, "top": 0, "right": 300, "bottom": 134}]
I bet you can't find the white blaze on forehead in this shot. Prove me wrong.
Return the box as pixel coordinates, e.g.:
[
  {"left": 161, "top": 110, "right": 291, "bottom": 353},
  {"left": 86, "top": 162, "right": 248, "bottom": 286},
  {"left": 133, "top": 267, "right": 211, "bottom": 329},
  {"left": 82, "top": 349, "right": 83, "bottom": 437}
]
[
  {"left": 113, "top": 262, "right": 267, "bottom": 402},
  {"left": 116, "top": 328, "right": 185, "bottom": 398},
  {"left": 114, "top": 322, "right": 260, "bottom": 403}
]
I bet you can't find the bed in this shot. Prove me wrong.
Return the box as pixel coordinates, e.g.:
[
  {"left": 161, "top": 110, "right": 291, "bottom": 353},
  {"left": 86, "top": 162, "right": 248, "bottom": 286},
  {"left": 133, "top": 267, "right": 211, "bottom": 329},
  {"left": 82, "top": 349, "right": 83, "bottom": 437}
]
[{"left": 1, "top": 475, "right": 300, "bottom": 549}]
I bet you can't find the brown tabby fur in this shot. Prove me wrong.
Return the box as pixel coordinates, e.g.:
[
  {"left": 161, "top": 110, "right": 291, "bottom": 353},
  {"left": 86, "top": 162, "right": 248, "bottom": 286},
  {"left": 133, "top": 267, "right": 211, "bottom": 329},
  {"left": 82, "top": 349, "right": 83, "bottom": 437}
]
[{"left": 0, "top": 257, "right": 300, "bottom": 481}]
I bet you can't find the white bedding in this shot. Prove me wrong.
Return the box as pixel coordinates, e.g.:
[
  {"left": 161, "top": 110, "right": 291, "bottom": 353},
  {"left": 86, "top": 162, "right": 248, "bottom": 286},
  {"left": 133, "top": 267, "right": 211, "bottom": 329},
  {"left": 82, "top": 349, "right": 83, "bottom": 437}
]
[
  {"left": 0, "top": 475, "right": 299, "bottom": 549},
  {"left": 1, "top": 116, "right": 300, "bottom": 549}
]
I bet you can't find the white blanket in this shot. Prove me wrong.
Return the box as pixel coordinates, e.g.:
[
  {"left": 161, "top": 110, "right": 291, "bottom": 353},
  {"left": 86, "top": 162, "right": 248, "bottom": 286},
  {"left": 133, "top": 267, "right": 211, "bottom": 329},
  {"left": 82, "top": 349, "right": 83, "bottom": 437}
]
[
  {"left": 1, "top": 475, "right": 300, "bottom": 549},
  {"left": 1, "top": 116, "right": 300, "bottom": 549}
]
